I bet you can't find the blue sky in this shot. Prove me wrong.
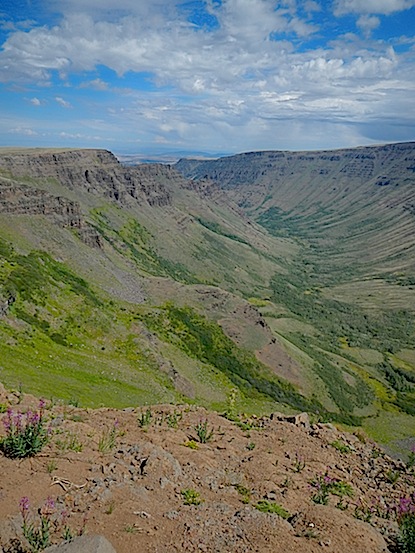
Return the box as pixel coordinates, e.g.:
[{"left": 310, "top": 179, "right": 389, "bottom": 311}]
[{"left": 0, "top": 0, "right": 415, "bottom": 154}]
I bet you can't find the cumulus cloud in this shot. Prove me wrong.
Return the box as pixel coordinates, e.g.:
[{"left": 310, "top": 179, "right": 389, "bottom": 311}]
[
  {"left": 10, "top": 127, "right": 38, "bottom": 136},
  {"left": 0, "top": 0, "right": 414, "bottom": 151},
  {"left": 356, "top": 15, "right": 381, "bottom": 35},
  {"left": 303, "top": 1, "right": 322, "bottom": 12},
  {"left": 55, "top": 97, "right": 72, "bottom": 108},
  {"left": 79, "top": 78, "right": 109, "bottom": 90},
  {"left": 334, "top": 0, "right": 415, "bottom": 15},
  {"left": 30, "top": 97, "right": 41, "bottom": 106}
]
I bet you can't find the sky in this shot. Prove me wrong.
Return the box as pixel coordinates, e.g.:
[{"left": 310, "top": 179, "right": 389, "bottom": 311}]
[{"left": 0, "top": 0, "right": 415, "bottom": 155}]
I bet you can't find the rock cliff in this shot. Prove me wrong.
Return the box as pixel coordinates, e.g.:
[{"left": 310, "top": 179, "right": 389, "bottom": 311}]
[
  {"left": 176, "top": 141, "right": 415, "bottom": 194},
  {"left": 0, "top": 178, "right": 102, "bottom": 248},
  {"left": 0, "top": 149, "right": 188, "bottom": 248},
  {"left": 0, "top": 149, "right": 175, "bottom": 208}
]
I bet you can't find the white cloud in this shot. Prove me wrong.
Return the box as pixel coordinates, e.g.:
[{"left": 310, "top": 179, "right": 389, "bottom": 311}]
[
  {"left": 10, "top": 127, "right": 38, "bottom": 136},
  {"left": 303, "top": 1, "right": 321, "bottom": 13},
  {"left": 0, "top": 0, "right": 414, "bottom": 151},
  {"left": 334, "top": 0, "right": 415, "bottom": 15},
  {"left": 30, "top": 97, "right": 41, "bottom": 106},
  {"left": 55, "top": 96, "right": 72, "bottom": 108},
  {"left": 356, "top": 15, "right": 381, "bottom": 35},
  {"left": 79, "top": 78, "right": 108, "bottom": 90}
]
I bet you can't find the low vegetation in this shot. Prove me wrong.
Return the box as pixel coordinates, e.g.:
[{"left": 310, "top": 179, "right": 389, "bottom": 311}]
[
  {"left": 0, "top": 400, "right": 50, "bottom": 459},
  {"left": 0, "top": 146, "right": 414, "bottom": 455}
]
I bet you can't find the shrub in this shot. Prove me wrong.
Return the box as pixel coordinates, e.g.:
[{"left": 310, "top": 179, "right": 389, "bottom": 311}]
[
  {"left": 398, "top": 513, "right": 415, "bottom": 553},
  {"left": 233, "top": 484, "right": 251, "bottom": 504},
  {"left": 137, "top": 408, "right": 152, "bottom": 428},
  {"left": 55, "top": 432, "right": 83, "bottom": 453},
  {"left": 194, "top": 419, "right": 214, "bottom": 443},
  {"left": 330, "top": 440, "right": 353, "bottom": 454},
  {"left": 254, "top": 500, "right": 290, "bottom": 518},
  {"left": 181, "top": 489, "right": 203, "bottom": 506},
  {"left": 98, "top": 421, "right": 119, "bottom": 453},
  {"left": 292, "top": 452, "right": 306, "bottom": 473},
  {"left": 19, "top": 496, "right": 84, "bottom": 552},
  {"left": 0, "top": 400, "right": 50, "bottom": 459},
  {"left": 395, "top": 494, "right": 415, "bottom": 553},
  {"left": 385, "top": 470, "right": 400, "bottom": 485},
  {"left": 166, "top": 411, "right": 182, "bottom": 428},
  {"left": 310, "top": 472, "right": 353, "bottom": 505},
  {"left": 20, "top": 496, "right": 54, "bottom": 552},
  {"left": 183, "top": 440, "right": 199, "bottom": 449},
  {"left": 406, "top": 445, "right": 415, "bottom": 470}
]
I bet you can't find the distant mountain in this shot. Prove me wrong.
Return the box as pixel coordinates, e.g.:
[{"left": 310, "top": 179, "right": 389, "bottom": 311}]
[{"left": 0, "top": 144, "right": 414, "bottom": 455}]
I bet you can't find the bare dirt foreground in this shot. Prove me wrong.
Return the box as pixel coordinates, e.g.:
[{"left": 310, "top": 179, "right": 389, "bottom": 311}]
[{"left": 0, "top": 383, "right": 413, "bottom": 553}]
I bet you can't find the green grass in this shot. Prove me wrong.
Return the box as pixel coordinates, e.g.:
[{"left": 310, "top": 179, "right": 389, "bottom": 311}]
[
  {"left": 254, "top": 500, "right": 290, "bottom": 518},
  {"left": 196, "top": 217, "right": 249, "bottom": 245},
  {"left": 135, "top": 303, "right": 361, "bottom": 422},
  {"left": 330, "top": 440, "right": 353, "bottom": 454},
  {"left": 1, "top": 148, "right": 415, "bottom": 451},
  {"left": 181, "top": 489, "right": 203, "bottom": 506},
  {"left": 91, "top": 211, "right": 201, "bottom": 284}
]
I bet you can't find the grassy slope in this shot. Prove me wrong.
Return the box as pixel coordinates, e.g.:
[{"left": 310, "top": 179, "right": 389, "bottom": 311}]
[
  {"left": 1, "top": 146, "right": 414, "bottom": 453},
  {"left": 175, "top": 144, "right": 415, "bottom": 453},
  {"left": 0, "top": 153, "right": 308, "bottom": 421}
]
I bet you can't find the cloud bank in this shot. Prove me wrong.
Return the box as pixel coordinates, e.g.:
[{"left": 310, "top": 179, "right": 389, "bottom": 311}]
[{"left": 0, "top": 0, "right": 414, "bottom": 152}]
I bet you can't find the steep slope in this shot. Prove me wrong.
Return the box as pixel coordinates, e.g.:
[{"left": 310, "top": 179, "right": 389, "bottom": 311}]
[
  {"left": 176, "top": 143, "right": 415, "bottom": 451},
  {"left": 176, "top": 142, "right": 415, "bottom": 278},
  {"left": 0, "top": 148, "right": 320, "bottom": 424},
  {"left": 0, "top": 146, "right": 414, "bottom": 453}
]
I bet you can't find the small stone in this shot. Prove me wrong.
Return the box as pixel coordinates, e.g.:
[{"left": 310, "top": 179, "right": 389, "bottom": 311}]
[{"left": 164, "top": 510, "right": 179, "bottom": 520}]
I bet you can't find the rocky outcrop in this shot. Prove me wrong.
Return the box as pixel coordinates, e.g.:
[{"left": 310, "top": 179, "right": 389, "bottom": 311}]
[
  {"left": 0, "top": 293, "right": 15, "bottom": 317},
  {"left": 0, "top": 148, "right": 196, "bottom": 247},
  {"left": 1, "top": 394, "right": 412, "bottom": 553},
  {"left": 0, "top": 179, "right": 102, "bottom": 248},
  {"left": 176, "top": 141, "right": 415, "bottom": 192},
  {"left": 0, "top": 149, "right": 174, "bottom": 208}
]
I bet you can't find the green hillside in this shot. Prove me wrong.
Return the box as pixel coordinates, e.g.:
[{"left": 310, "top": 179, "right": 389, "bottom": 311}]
[
  {"left": 176, "top": 143, "right": 415, "bottom": 453},
  {"left": 0, "top": 145, "right": 414, "bottom": 455}
]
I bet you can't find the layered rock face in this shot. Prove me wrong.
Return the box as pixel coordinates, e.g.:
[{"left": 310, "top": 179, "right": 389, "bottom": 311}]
[
  {"left": 176, "top": 141, "right": 415, "bottom": 193},
  {"left": 0, "top": 149, "right": 186, "bottom": 248},
  {"left": 0, "top": 181, "right": 103, "bottom": 248},
  {"left": 0, "top": 149, "right": 174, "bottom": 208}
]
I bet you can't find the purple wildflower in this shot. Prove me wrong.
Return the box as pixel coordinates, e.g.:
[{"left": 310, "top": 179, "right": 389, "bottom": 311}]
[
  {"left": 19, "top": 497, "right": 30, "bottom": 524},
  {"left": 27, "top": 411, "right": 40, "bottom": 426},
  {"left": 15, "top": 412, "right": 23, "bottom": 432},
  {"left": 40, "top": 497, "right": 56, "bottom": 517},
  {"left": 3, "top": 408, "right": 12, "bottom": 432},
  {"left": 19, "top": 497, "right": 30, "bottom": 513},
  {"left": 60, "top": 509, "right": 69, "bottom": 525}
]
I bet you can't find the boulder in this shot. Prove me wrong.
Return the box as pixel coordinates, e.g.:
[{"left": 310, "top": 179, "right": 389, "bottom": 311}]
[{"left": 44, "top": 535, "right": 117, "bottom": 553}]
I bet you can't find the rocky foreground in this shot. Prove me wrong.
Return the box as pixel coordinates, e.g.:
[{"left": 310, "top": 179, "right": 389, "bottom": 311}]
[{"left": 0, "top": 384, "right": 414, "bottom": 553}]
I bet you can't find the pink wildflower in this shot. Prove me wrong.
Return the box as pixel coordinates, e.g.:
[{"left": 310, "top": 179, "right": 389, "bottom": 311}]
[{"left": 40, "top": 497, "right": 56, "bottom": 517}]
